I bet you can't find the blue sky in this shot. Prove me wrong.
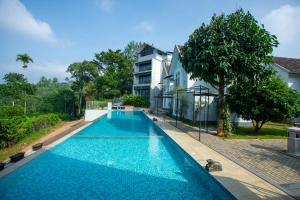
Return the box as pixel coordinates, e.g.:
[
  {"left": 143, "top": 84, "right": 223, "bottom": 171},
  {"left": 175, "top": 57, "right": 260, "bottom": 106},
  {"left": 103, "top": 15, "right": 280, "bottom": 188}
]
[{"left": 0, "top": 0, "right": 300, "bottom": 83}]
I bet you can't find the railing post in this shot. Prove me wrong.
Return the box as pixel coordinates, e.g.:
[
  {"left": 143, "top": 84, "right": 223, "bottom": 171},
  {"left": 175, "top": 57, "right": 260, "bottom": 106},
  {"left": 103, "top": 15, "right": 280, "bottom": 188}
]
[
  {"left": 176, "top": 90, "right": 178, "bottom": 127},
  {"left": 199, "top": 87, "right": 202, "bottom": 141}
]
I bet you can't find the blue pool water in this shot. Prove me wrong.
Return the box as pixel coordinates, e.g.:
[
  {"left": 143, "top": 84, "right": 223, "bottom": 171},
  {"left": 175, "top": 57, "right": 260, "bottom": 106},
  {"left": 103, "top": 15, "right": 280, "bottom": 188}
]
[{"left": 0, "top": 111, "right": 235, "bottom": 200}]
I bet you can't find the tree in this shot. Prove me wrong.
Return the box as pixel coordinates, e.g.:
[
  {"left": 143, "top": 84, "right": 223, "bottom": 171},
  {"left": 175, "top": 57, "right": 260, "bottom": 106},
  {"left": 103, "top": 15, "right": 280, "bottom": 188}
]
[
  {"left": 123, "top": 41, "right": 144, "bottom": 63},
  {"left": 0, "top": 73, "right": 35, "bottom": 99},
  {"left": 94, "top": 49, "right": 133, "bottom": 97},
  {"left": 16, "top": 54, "right": 33, "bottom": 69},
  {"left": 180, "top": 9, "right": 278, "bottom": 136},
  {"left": 35, "top": 77, "right": 76, "bottom": 115},
  {"left": 67, "top": 61, "right": 99, "bottom": 115},
  {"left": 228, "top": 74, "right": 300, "bottom": 133},
  {"left": 0, "top": 73, "right": 35, "bottom": 114}
]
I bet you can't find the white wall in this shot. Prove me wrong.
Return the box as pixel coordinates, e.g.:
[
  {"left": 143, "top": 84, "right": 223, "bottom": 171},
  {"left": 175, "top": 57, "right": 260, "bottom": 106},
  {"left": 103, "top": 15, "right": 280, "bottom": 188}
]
[
  {"left": 289, "top": 74, "right": 300, "bottom": 92},
  {"left": 85, "top": 110, "right": 107, "bottom": 121},
  {"left": 273, "top": 63, "right": 300, "bottom": 92}
]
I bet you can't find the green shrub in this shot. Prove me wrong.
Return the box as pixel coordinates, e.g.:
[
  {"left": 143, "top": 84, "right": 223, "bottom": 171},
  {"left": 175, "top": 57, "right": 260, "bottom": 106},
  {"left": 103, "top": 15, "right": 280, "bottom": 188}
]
[
  {"left": 0, "top": 114, "right": 61, "bottom": 149},
  {"left": 122, "top": 95, "right": 150, "bottom": 108},
  {"left": 0, "top": 117, "right": 23, "bottom": 148},
  {"left": 0, "top": 105, "right": 23, "bottom": 119},
  {"left": 57, "top": 113, "right": 78, "bottom": 121}
]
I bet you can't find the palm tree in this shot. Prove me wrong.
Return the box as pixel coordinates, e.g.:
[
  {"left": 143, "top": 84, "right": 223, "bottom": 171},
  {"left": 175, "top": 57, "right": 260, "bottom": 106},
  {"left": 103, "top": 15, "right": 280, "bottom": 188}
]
[
  {"left": 16, "top": 53, "right": 33, "bottom": 115},
  {"left": 16, "top": 54, "right": 33, "bottom": 69}
]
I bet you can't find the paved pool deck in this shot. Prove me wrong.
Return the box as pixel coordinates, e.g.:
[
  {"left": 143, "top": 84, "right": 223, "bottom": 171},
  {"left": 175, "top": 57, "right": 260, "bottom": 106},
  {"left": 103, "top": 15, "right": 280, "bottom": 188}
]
[
  {"left": 149, "top": 113, "right": 296, "bottom": 200},
  {"left": 159, "top": 113, "right": 300, "bottom": 198}
]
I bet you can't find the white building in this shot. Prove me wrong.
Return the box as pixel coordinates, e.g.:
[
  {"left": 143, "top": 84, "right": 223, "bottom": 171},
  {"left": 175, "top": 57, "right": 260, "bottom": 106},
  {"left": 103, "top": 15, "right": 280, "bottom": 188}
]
[
  {"left": 162, "top": 47, "right": 300, "bottom": 125},
  {"left": 132, "top": 44, "right": 172, "bottom": 108},
  {"left": 163, "top": 45, "right": 218, "bottom": 123},
  {"left": 273, "top": 57, "right": 300, "bottom": 92}
]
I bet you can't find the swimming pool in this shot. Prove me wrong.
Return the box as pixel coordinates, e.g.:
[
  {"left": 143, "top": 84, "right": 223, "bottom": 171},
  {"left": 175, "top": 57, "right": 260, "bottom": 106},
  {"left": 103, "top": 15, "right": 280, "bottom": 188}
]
[{"left": 0, "top": 110, "right": 235, "bottom": 200}]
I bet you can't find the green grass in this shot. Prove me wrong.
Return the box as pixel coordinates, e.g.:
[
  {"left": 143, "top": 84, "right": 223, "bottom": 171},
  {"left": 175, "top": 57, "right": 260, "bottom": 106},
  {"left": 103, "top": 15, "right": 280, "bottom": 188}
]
[
  {"left": 227, "top": 122, "right": 290, "bottom": 139},
  {"left": 0, "top": 122, "right": 63, "bottom": 162}
]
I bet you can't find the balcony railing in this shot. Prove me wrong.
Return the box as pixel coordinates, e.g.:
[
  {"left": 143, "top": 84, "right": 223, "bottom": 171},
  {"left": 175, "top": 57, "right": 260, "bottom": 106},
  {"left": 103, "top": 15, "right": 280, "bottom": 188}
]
[{"left": 138, "top": 81, "right": 151, "bottom": 84}]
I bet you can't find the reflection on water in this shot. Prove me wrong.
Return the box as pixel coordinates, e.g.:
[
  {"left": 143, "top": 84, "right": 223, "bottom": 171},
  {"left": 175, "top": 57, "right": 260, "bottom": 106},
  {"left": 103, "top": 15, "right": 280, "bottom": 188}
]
[
  {"left": 107, "top": 110, "right": 112, "bottom": 119},
  {"left": 148, "top": 125, "right": 159, "bottom": 158}
]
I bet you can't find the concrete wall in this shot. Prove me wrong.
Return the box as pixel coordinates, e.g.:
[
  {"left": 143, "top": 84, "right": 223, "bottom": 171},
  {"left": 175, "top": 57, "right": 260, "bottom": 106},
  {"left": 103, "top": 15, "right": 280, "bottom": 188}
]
[
  {"left": 150, "top": 57, "right": 163, "bottom": 108},
  {"left": 85, "top": 110, "right": 107, "bottom": 121}
]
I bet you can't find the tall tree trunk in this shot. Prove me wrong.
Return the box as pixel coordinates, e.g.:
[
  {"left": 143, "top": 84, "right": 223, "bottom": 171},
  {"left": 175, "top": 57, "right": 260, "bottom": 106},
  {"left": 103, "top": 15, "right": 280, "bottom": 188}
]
[
  {"left": 217, "top": 78, "right": 225, "bottom": 136},
  {"left": 254, "top": 120, "right": 266, "bottom": 134},
  {"left": 78, "top": 91, "right": 82, "bottom": 116},
  {"left": 24, "top": 94, "right": 27, "bottom": 115},
  {"left": 24, "top": 100, "right": 27, "bottom": 115}
]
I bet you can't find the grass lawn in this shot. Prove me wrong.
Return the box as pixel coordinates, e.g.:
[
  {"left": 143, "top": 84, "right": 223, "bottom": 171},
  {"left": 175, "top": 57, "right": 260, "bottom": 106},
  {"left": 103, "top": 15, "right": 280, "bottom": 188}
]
[
  {"left": 227, "top": 122, "right": 290, "bottom": 139},
  {"left": 0, "top": 122, "right": 63, "bottom": 162}
]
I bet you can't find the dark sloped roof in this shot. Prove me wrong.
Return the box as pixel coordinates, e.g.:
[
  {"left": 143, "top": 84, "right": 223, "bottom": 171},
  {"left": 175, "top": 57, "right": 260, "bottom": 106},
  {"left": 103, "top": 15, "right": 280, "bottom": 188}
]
[
  {"left": 273, "top": 57, "right": 300, "bottom": 75},
  {"left": 138, "top": 43, "right": 167, "bottom": 55},
  {"left": 176, "top": 45, "right": 184, "bottom": 55}
]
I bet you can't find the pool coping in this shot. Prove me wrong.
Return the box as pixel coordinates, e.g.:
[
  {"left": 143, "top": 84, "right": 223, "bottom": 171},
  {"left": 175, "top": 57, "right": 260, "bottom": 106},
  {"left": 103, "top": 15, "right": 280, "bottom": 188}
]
[
  {"left": 143, "top": 112, "right": 237, "bottom": 199},
  {"left": 145, "top": 112, "right": 296, "bottom": 200}
]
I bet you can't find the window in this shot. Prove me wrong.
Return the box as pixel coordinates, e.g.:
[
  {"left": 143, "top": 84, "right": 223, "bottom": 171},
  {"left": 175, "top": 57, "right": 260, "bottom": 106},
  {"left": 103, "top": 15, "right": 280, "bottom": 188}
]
[
  {"left": 139, "top": 64, "right": 151, "bottom": 72},
  {"left": 134, "top": 86, "right": 150, "bottom": 98},
  {"left": 139, "top": 75, "right": 151, "bottom": 84}
]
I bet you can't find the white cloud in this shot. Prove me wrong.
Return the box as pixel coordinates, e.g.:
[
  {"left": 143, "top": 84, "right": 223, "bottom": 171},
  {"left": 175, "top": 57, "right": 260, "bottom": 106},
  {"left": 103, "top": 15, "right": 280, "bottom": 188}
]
[
  {"left": 97, "top": 0, "right": 115, "bottom": 13},
  {"left": 0, "top": 0, "right": 56, "bottom": 43},
  {"left": 133, "top": 21, "right": 155, "bottom": 33},
  {"left": 262, "top": 4, "right": 300, "bottom": 45}
]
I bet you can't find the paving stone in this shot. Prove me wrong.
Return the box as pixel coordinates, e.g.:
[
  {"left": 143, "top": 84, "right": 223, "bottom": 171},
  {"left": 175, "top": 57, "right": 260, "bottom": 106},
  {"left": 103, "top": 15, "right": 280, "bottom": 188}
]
[{"left": 161, "top": 114, "right": 300, "bottom": 197}]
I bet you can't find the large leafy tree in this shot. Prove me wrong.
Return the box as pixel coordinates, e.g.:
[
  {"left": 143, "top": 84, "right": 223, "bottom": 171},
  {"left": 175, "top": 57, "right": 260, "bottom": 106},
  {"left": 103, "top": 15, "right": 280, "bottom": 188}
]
[
  {"left": 94, "top": 49, "right": 133, "bottom": 97},
  {"left": 0, "top": 73, "right": 35, "bottom": 115},
  {"left": 228, "top": 74, "right": 300, "bottom": 132},
  {"left": 0, "top": 73, "right": 35, "bottom": 99},
  {"left": 67, "top": 61, "right": 99, "bottom": 115},
  {"left": 180, "top": 9, "right": 278, "bottom": 136},
  {"left": 16, "top": 54, "right": 33, "bottom": 69},
  {"left": 35, "top": 77, "right": 76, "bottom": 115}
]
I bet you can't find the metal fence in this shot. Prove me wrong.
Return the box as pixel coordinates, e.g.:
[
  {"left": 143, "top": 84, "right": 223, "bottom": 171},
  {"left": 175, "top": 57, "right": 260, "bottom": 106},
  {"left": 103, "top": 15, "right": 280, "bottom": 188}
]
[
  {"left": 155, "top": 85, "right": 218, "bottom": 141},
  {"left": 86, "top": 101, "right": 108, "bottom": 110}
]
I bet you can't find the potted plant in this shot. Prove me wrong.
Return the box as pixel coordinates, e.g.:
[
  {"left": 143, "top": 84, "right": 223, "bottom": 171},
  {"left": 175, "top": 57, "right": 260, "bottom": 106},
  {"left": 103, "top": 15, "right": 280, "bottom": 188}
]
[
  {"left": 10, "top": 152, "right": 25, "bottom": 163},
  {"left": 32, "top": 143, "right": 43, "bottom": 151},
  {"left": 0, "top": 163, "right": 4, "bottom": 171}
]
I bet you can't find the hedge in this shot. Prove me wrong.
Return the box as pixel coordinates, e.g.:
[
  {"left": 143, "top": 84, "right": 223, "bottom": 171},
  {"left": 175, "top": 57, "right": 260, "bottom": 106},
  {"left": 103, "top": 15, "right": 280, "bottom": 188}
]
[
  {"left": 122, "top": 95, "right": 150, "bottom": 108},
  {"left": 0, "top": 113, "right": 61, "bottom": 149}
]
